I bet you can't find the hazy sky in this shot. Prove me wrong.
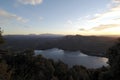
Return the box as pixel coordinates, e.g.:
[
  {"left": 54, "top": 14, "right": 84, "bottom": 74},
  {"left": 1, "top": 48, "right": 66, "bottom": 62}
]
[{"left": 0, "top": 0, "right": 120, "bottom": 35}]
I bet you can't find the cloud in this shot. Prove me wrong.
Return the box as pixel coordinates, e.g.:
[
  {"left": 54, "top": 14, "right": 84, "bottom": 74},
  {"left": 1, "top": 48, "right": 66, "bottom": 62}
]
[
  {"left": 83, "top": 0, "right": 120, "bottom": 33},
  {"left": 0, "top": 9, "right": 28, "bottom": 23},
  {"left": 113, "top": 0, "right": 120, "bottom": 3},
  {"left": 89, "top": 0, "right": 120, "bottom": 22},
  {"left": 74, "top": 0, "right": 120, "bottom": 35},
  {"left": 90, "top": 24, "right": 120, "bottom": 31},
  {"left": 0, "top": 9, "right": 30, "bottom": 29},
  {"left": 90, "top": 8, "right": 120, "bottom": 22},
  {"left": 114, "top": 18, "right": 120, "bottom": 20},
  {"left": 18, "top": 0, "right": 43, "bottom": 5},
  {"left": 64, "top": 20, "right": 73, "bottom": 27},
  {"left": 79, "top": 28, "right": 87, "bottom": 31},
  {"left": 67, "top": 20, "right": 73, "bottom": 25}
]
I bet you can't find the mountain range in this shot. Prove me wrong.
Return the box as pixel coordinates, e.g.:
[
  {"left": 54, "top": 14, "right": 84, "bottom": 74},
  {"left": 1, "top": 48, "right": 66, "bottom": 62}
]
[{"left": 1, "top": 34, "right": 119, "bottom": 57}]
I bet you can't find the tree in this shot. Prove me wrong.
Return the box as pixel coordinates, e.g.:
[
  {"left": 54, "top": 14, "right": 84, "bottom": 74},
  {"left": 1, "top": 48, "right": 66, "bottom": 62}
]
[
  {"left": 0, "top": 27, "right": 4, "bottom": 44},
  {"left": 0, "top": 61, "right": 12, "bottom": 80},
  {"left": 106, "top": 38, "right": 120, "bottom": 80}
]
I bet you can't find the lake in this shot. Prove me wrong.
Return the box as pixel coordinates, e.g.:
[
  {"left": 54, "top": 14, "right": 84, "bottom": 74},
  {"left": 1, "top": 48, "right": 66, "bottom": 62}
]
[{"left": 35, "top": 48, "right": 108, "bottom": 68}]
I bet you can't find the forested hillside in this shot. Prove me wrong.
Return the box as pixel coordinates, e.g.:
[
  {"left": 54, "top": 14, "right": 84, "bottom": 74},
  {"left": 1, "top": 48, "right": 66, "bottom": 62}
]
[
  {"left": 0, "top": 39, "right": 120, "bottom": 80},
  {"left": 2, "top": 35, "right": 118, "bottom": 56}
]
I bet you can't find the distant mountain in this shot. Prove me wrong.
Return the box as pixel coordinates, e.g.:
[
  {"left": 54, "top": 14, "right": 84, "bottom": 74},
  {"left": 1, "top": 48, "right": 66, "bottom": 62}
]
[
  {"left": 4, "top": 34, "right": 63, "bottom": 38},
  {"left": 36, "top": 34, "right": 64, "bottom": 38},
  {"left": 1, "top": 34, "right": 119, "bottom": 57},
  {"left": 36, "top": 35, "right": 118, "bottom": 56},
  {"left": 2, "top": 34, "right": 63, "bottom": 50}
]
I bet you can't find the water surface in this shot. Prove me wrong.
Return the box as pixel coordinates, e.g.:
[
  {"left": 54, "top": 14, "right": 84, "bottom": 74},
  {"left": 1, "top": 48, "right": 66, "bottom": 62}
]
[{"left": 35, "top": 48, "right": 108, "bottom": 68}]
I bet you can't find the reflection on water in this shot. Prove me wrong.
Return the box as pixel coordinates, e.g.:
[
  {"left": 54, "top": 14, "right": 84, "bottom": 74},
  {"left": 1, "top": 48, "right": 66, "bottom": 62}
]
[{"left": 35, "top": 48, "right": 108, "bottom": 68}]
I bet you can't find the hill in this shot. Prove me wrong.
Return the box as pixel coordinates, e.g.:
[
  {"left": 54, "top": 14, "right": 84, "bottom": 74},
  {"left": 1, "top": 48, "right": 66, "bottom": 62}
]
[{"left": 1, "top": 34, "right": 118, "bottom": 56}]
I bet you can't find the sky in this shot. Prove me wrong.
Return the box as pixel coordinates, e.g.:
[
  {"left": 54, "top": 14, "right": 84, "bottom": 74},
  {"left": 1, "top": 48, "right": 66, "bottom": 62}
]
[{"left": 0, "top": 0, "right": 120, "bottom": 35}]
